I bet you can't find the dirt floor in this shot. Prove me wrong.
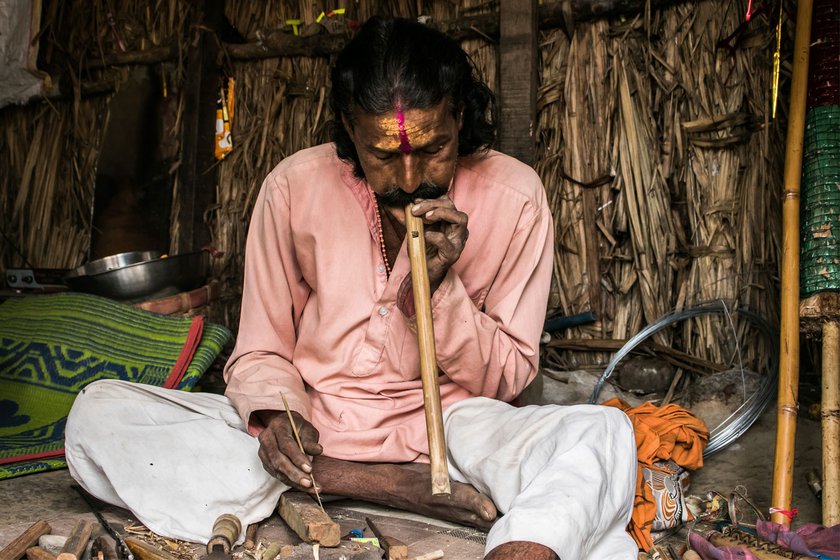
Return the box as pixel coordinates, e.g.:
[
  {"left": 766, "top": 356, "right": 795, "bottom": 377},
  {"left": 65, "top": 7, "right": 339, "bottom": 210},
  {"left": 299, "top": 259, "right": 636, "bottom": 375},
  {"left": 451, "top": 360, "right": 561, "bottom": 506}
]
[{"left": 0, "top": 373, "right": 827, "bottom": 560}]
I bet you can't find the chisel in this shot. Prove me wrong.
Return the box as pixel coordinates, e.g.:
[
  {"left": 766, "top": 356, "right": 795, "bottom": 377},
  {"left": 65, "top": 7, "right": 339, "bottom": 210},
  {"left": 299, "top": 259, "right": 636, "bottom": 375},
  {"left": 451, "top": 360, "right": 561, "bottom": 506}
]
[{"left": 365, "top": 517, "right": 407, "bottom": 560}]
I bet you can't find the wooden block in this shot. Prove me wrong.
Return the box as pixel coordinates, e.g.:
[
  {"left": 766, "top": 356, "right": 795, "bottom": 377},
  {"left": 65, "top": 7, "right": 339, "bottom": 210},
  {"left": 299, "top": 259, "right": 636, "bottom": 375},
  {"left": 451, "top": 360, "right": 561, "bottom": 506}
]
[
  {"left": 24, "top": 548, "right": 55, "bottom": 560},
  {"left": 0, "top": 521, "right": 51, "bottom": 560},
  {"left": 277, "top": 492, "right": 340, "bottom": 547},
  {"left": 56, "top": 521, "right": 93, "bottom": 560}
]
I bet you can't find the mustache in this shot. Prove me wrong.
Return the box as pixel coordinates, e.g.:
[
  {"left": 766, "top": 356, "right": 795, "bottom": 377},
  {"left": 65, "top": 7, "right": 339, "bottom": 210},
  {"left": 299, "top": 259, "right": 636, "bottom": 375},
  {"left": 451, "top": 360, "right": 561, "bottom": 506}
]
[{"left": 376, "top": 182, "right": 448, "bottom": 208}]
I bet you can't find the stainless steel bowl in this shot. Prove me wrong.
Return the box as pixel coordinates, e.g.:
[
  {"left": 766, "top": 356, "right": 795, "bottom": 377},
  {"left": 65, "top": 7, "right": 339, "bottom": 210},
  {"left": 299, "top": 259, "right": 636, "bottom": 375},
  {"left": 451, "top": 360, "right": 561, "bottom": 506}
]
[
  {"left": 65, "top": 251, "right": 162, "bottom": 278},
  {"left": 64, "top": 251, "right": 209, "bottom": 302}
]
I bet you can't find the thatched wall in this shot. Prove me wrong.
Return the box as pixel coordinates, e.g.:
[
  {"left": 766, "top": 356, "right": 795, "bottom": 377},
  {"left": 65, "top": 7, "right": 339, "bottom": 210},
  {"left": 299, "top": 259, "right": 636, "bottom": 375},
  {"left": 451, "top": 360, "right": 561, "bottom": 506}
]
[
  {"left": 0, "top": 0, "right": 786, "bottom": 375},
  {"left": 535, "top": 3, "right": 784, "bottom": 372},
  {"left": 0, "top": 0, "right": 191, "bottom": 269}
]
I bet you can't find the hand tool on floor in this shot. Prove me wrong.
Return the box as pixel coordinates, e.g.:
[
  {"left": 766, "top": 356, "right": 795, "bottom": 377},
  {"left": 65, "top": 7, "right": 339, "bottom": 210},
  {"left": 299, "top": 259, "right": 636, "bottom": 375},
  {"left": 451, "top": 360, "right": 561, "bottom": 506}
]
[
  {"left": 0, "top": 520, "right": 51, "bottom": 560},
  {"left": 364, "top": 517, "right": 407, "bottom": 560},
  {"left": 203, "top": 514, "right": 242, "bottom": 560},
  {"left": 404, "top": 204, "right": 450, "bottom": 496},
  {"left": 56, "top": 520, "right": 94, "bottom": 560},
  {"left": 280, "top": 392, "right": 325, "bottom": 511},
  {"left": 72, "top": 485, "right": 134, "bottom": 560},
  {"left": 243, "top": 524, "right": 258, "bottom": 551},
  {"left": 123, "top": 538, "right": 178, "bottom": 560},
  {"left": 91, "top": 536, "right": 118, "bottom": 560}
]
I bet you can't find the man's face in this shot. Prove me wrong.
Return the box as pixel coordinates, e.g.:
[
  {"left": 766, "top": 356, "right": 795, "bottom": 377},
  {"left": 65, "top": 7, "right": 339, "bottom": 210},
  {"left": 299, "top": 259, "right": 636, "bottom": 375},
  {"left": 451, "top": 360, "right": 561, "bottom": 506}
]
[{"left": 344, "top": 100, "right": 462, "bottom": 209}]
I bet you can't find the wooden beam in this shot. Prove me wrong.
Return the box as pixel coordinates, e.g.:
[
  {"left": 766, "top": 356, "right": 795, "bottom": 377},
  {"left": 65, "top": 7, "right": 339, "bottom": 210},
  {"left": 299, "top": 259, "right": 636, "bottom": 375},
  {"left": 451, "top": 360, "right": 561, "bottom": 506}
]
[
  {"left": 87, "top": 44, "right": 176, "bottom": 69},
  {"left": 85, "top": 0, "right": 693, "bottom": 67},
  {"left": 278, "top": 492, "right": 340, "bottom": 547},
  {"left": 499, "top": 0, "right": 538, "bottom": 165},
  {"left": 174, "top": 0, "right": 223, "bottom": 254}
]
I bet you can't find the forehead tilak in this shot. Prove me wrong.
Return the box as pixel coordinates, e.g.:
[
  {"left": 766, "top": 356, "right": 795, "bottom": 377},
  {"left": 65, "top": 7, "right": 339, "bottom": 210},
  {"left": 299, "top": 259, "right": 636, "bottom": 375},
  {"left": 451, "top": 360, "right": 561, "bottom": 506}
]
[
  {"left": 370, "top": 107, "right": 439, "bottom": 152},
  {"left": 396, "top": 110, "right": 413, "bottom": 154}
]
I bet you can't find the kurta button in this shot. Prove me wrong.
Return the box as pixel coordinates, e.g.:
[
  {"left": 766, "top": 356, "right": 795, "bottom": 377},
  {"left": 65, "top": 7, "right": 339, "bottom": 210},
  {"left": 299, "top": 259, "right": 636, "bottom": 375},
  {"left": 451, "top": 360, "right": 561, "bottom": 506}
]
[
  {"left": 377, "top": 264, "right": 386, "bottom": 273},
  {"left": 378, "top": 306, "right": 388, "bottom": 316}
]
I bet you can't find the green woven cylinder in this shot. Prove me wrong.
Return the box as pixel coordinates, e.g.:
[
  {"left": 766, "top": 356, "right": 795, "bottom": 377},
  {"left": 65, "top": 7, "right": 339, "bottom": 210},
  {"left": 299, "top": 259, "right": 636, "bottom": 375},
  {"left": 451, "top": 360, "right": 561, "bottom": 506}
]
[{"left": 800, "top": 105, "right": 840, "bottom": 296}]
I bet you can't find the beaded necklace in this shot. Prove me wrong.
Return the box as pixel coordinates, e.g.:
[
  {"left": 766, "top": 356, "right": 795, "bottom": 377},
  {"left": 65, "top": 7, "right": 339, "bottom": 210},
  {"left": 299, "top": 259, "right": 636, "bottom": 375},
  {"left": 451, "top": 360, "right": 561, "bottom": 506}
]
[{"left": 368, "top": 186, "right": 391, "bottom": 277}]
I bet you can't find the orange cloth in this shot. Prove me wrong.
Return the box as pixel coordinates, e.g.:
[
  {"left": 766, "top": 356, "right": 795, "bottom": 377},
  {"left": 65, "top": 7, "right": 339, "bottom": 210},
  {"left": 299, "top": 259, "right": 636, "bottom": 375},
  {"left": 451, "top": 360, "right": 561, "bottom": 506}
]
[{"left": 602, "top": 398, "right": 709, "bottom": 551}]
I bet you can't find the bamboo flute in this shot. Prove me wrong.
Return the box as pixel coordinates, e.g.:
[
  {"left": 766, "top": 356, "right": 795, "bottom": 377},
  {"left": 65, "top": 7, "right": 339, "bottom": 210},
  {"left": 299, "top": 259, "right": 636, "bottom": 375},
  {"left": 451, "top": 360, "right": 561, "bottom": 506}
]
[
  {"left": 770, "top": 0, "right": 813, "bottom": 528},
  {"left": 405, "top": 204, "right": 451, "bottom": 496},
  {"left": 822, "top": 321, "right": 840, "bottom": 525}
]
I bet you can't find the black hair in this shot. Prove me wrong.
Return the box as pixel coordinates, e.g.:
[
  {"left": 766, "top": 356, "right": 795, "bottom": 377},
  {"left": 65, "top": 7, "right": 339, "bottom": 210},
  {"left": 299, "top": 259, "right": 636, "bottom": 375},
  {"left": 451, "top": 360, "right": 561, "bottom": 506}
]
[{"left": 329, "top": 16, "right": 497, "bottom": 178}]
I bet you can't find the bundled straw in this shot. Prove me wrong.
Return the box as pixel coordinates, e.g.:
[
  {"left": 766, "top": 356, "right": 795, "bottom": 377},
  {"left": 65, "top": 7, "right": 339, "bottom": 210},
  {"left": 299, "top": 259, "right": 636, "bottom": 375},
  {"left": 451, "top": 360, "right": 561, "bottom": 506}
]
[{"left": 0, "top": 0, "right": 784, "bottom": 379}]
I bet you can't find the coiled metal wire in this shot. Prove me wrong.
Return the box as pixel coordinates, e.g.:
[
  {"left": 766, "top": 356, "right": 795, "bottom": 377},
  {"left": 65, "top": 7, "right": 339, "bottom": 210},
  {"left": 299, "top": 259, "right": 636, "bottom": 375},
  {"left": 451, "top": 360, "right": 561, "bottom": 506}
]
[{"left": 588, "top": 300, "right": 778, "bottom": 457}]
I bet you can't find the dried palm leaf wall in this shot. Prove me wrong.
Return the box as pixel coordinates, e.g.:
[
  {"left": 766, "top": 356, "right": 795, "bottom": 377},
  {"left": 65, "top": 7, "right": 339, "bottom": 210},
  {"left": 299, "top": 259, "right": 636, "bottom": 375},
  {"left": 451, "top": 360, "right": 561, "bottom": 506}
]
[
  {"left": 212, "top": 0, "right": 784, "bottom": 374},
  {"left": 0, "top": 1, "right": 784, "bottom": 376},
  {"left": 536, "top": 3, "right": 784, "bottom": 371},
  {"left": 0, "top": 0, "right": 191, "bottom": 270}
]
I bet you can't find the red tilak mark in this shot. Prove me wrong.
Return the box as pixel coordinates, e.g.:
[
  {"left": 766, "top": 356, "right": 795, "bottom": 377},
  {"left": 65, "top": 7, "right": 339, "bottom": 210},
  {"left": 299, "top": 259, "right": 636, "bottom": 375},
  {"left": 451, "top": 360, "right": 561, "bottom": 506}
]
[{"left": 396, "top": 111, "right": 412, "bottom": 154}]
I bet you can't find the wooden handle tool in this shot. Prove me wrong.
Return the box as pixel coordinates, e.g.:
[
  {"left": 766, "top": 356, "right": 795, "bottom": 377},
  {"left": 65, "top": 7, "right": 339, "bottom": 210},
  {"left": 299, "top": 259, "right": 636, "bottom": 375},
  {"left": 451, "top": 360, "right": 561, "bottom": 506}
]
[
  {"left": 243, "top": 524, "right": 258, "bottom": 551},
  {"left": 24, "top": 547, "right": 55, "bottom": 560},
  {"left": 405, "top": 204, "right": 450, "bottom": 496},
  {"left": 90, "top": 537, "right": 118, "bottom": 560},
  {"left": 0, "top": 521, "right": 51, "bottom": 560},
  {"left": 56, "top": 520, "right": 94, "bottom": 560},
  {"left": 365, "top": 517, "right": 407, "bottom": 560}
]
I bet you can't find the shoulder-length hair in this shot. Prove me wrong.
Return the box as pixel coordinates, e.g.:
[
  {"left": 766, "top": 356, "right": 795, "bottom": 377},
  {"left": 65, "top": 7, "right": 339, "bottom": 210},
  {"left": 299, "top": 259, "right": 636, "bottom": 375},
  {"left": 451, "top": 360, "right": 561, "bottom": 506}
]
[{"left": 329, "top": 17, "right": 497, "bottom": 178}]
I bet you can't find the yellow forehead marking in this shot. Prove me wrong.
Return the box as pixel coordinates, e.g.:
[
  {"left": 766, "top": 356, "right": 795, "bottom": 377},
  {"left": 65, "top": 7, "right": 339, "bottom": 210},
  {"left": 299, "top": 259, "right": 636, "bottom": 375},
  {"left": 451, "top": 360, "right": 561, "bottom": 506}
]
[{"left": 371, "top": 114, "right": 436, "bottom": 152}]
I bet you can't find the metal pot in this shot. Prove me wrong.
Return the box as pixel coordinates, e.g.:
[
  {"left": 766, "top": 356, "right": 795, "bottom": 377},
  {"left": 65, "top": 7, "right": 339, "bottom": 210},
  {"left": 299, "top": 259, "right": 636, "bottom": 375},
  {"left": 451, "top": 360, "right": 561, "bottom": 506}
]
[
  {"left": 64, "top": 251, "right": 210, "bottom": 302},
  {"left": 65, "top": 251, "right": 163, "bottom": 279}
]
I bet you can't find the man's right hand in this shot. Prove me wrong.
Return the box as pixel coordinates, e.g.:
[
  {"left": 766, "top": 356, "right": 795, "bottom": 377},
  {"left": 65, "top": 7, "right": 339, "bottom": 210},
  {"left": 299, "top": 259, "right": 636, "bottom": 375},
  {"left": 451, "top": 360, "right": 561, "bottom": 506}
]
[{"left": 255, "top": 409, "right": 323, "bottom": 492}]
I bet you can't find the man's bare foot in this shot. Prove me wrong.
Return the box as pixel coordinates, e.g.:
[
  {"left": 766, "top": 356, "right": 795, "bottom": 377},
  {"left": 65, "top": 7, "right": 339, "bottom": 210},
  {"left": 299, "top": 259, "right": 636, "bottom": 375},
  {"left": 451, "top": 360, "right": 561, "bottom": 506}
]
[
  {"left": 485, "top": 542, "right": 558, "bottom": 560},
  {"left": 310, "top": 456, "right": 497, "bottom": 529}
]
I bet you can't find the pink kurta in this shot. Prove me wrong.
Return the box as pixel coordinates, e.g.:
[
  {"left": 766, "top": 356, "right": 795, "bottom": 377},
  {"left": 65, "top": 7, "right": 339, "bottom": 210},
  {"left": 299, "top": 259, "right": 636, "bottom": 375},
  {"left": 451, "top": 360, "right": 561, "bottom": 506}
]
[{"left": 224, "top": 143, "right": 554, "bottom": 463}]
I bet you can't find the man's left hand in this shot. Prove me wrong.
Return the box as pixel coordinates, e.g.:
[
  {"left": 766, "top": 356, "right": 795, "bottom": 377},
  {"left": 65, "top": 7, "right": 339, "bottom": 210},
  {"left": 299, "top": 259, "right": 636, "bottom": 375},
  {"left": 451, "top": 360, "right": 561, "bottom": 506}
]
[{"left": 408, "top": 195, "right": 468, "bottom": 293}]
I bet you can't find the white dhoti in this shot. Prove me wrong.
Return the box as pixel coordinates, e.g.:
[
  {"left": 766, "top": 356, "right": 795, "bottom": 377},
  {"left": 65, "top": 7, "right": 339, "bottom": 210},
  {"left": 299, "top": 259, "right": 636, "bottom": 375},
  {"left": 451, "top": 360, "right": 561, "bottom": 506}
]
[{"left": 65, "top": 380, "right": 637, "bottom": 559}]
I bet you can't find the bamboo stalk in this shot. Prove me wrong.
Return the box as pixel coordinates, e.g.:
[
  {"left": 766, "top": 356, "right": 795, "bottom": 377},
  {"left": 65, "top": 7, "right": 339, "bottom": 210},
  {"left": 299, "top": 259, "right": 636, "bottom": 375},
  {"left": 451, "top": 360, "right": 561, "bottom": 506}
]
[
  {"left": 822, "top": 321, "right": 840, "bottom": 526},
  {"left": 770, "top": 0, "right": 813, "bottom": 528},
  {"left": 405, "top": 204, "right": 450, "bottom": 496}
]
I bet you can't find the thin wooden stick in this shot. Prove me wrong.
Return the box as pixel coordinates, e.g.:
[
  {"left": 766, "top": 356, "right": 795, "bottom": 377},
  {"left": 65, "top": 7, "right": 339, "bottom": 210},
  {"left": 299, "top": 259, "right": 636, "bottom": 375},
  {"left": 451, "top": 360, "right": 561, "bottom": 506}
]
[
  {"left": 279, "top": 393, "right": 325, "bottom": 512},
  {"left": 405, "top": 204, "right": 451, "bottom": 496},
  {"left": 770, "top": 0, "right": 812, "bottom": 528}
]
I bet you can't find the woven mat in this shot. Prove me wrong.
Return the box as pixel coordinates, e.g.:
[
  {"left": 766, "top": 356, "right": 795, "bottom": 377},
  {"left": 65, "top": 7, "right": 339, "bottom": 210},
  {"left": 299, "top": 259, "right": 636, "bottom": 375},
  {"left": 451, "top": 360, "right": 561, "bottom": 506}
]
[{"left": 0, "top": 293, "right": 231, "bottom": 479}]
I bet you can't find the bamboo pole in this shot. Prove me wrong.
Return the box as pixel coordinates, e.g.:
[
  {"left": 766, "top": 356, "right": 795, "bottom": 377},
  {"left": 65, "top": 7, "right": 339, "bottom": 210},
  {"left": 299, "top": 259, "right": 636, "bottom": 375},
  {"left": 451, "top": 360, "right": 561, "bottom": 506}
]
[
  {"left": 405, "top": 204, "right": 451, "bottom": 496},
  {"left": 770, "top": 0, "right": 813, "bottom": 527},
  {"left": 822, "top": 320, "right": 840, "bottom": 526}
]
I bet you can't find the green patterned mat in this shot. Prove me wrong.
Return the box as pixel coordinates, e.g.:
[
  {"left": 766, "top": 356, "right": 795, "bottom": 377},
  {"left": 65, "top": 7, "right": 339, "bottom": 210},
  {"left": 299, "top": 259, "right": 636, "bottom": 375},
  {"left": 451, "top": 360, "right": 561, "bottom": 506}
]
[{"left": 0, "top": 292, "right": 231, "bottom": 479}]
